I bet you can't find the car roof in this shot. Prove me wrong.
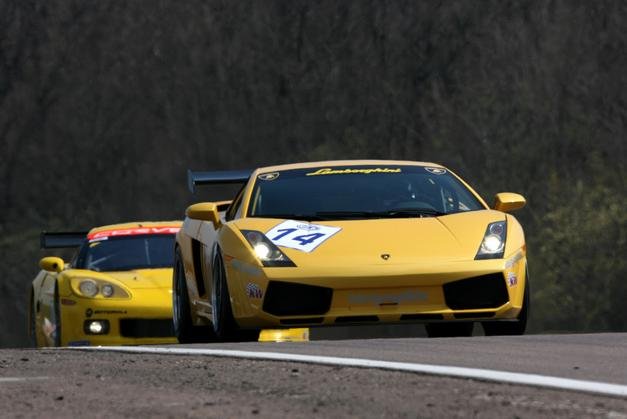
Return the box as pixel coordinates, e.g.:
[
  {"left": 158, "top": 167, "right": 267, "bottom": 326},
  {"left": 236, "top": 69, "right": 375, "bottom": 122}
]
[
  {"left": 88, "top": 221, "right": 182, "bottom": 235},
  {"left": 253, "top": 159, "right": 444, "bottom": 174}
]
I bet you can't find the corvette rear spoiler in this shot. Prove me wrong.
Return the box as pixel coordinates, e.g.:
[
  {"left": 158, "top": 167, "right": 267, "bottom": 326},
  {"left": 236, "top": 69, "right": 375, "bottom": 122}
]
[
  {"left": 40, "top": 232, "right": 87, "bottom": 249},
  {"left": 187, "top": 169, "right": 252, "bottom": 193}
]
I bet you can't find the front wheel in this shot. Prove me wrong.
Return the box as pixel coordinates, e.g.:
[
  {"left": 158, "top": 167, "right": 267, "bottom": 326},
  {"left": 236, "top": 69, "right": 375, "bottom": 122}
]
[
  {"left": 29, "top": 291, "right": 38, "bottom": 347},
  {"left": 48, "top": 284, "right": 61, "bottom": 347},
  {"left": 173, "top": 247, "right": 215, "bottom": 343},
  {"left": 211, "top": 251, "right": 258, "bottom": 342}
]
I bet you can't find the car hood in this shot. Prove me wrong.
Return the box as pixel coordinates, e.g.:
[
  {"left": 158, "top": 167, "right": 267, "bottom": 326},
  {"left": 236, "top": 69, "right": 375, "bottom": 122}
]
[
  {"left": 233, "top": 210, "right": 505, "bottom": 266},
  {"left": 64, "top": 268, "right": 172, "bottom": 289}
]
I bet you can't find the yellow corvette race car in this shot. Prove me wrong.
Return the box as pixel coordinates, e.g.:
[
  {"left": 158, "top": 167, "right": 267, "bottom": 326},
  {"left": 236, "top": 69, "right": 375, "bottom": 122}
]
[
  {"left": 173, "top": 160, "right": 528, "bottom": 341},
  {"left": 30, "top": 221, "right": 181, "bottom": 347}
]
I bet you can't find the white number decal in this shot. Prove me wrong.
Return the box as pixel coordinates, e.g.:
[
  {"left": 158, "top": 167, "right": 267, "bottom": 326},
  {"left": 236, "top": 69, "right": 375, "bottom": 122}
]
[{"left": 266, "top": 220, "right": 341, "bottom": 253}]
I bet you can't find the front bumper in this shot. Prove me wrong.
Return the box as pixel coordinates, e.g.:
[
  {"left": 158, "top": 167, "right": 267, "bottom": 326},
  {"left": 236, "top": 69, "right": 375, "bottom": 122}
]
[
  {"left": 226, "top": 251, "right": 527, "bottom": 329},
  {"left": 59, "top": 288, "right": 177, "bottom": 346}
]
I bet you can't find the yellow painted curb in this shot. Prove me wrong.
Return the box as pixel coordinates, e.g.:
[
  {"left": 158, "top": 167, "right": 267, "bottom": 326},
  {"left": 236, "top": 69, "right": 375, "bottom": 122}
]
[{"left": 258, "top": 328, "right": 309, "bottom": 342}]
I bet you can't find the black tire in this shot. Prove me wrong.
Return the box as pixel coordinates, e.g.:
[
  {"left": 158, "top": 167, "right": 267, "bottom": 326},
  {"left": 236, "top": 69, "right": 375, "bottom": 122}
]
[
  {"left": 50, "top": 284, "right": 61, "bottom": 347},
  {"left": 425, "top": 322, "right": 474, "bottom": 338},
  {"left": 29, "top": 291, "right": 38, "bottom": 348},
  {"left": 173, "top": 247, "right": 215, "bottom": 343},
  {"left": 211, "top": 250, "right": 259, "bottom": 342},
  {"left": 482, "top": 271, "right": 530, "bottom": 336}
]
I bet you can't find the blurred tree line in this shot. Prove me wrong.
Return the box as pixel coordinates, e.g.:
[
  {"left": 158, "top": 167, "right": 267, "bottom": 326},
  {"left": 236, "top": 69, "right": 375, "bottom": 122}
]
[{"left": 1, "top": 0, "right": 625, "bottom": 347}]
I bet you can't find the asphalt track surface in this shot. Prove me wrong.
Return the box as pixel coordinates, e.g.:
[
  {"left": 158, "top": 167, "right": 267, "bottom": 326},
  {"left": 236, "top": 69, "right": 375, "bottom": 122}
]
[{"left": 1, "top": 333, "right": 626, "bottom": 418}]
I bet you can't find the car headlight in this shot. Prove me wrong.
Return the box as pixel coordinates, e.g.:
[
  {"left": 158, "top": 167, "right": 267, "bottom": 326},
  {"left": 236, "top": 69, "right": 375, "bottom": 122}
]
[
  {"left": 79, "top": 279, "right": 98, "bottom": 297},
  {"left": 71, "top": 278, "right": 130, "bottom": 298},
  {"left": 101, "top": 284, "right": 114, "bottom": 297},
  {"left": 241, "top": 230, "right": 296, "bottom": 267},
  {"left": 475, "top": 221, "right": 507, "bottom": 259}
]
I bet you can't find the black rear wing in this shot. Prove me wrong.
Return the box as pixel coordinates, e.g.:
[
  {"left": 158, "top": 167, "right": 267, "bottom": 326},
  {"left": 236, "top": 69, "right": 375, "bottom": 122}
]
[
  {"left": 187, "top": 169, "right": 252, "bottom": 193},
  {"left": 40, "top": 232, "right": 87, "bottom": 249}
]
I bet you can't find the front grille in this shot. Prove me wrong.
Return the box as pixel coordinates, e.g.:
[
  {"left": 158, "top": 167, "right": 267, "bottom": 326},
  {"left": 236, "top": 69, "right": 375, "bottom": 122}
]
[
  {"left": 335, "top": 315, "right": 379, "bottom": 323},
  {"left": 400, "top": 314, "right": 444, "bottom": 321},
  {"left": 280, "top": 317, "right": 324, "bottom": 325},
  {"left": 454, "top": 312, "right": 496, "bottom": 319},
  {"left": 119, "top": 319, "right": 174, "bottom": 338},
  {"left": 263, "top": 281, "right": 332, "bottom": 316},
  {"left": 443, "top": 273, "right": 509, "bottom": 310}
]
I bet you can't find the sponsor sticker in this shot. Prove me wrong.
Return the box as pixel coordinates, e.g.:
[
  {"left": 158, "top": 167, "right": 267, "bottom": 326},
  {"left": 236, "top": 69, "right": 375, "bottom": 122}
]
[
  {"left": 507, "top": 272, "right": 518, "bottom": 287},
  {"left": 505, "top": 251, "right": 523, "bottom": 269},
  {"left": 425, "top": 167, "right": 447, "bottom": 175},
  {"left": 306, "top": 167, "right": 402, "bottom": 176},
  {"left": 231, "top": 259, "right": 263, "bottom": 277},
  {"left": 245, "top": 283, "right": 263, "bottom": 299},
  {"left": 266, "top": 220, "right": 341, "bottom": 253},
  {"left": 94, "top": 310, "right": 127, "bottom": 315},
  {"left": 88, "top": 226, "right": 180, "bottom": 240}
]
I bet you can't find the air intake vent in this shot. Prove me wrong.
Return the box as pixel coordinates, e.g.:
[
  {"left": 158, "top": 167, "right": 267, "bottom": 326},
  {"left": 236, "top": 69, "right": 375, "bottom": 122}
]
[
  {"left": 280, "top": 317, "right": 324, "bottom": 325},
  {"left": 263, "top": 281, "right": 332, "bottom": 316},
  {"left": 335, "top": 315, "right": 379, "bottom": 323},
  {"left": 443, "top": 273, "right": 508, "bottom": 310},
  {"left": 119, "top": 319, "right": 174, "bottom": 338}
]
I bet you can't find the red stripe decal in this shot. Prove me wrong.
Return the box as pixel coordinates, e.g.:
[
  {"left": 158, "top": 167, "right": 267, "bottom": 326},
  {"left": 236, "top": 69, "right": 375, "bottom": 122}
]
[{"left": 88, "top": 227, "right": 180, "bottom": 240}]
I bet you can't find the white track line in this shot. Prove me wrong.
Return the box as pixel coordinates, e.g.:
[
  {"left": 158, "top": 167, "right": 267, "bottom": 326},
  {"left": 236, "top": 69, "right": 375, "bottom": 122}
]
[
  {"left": 74, "top": 346, "right": 627, "bottom": 398},
  {"left": 0, "top": 377, "right": 48, "bottom": 383}
]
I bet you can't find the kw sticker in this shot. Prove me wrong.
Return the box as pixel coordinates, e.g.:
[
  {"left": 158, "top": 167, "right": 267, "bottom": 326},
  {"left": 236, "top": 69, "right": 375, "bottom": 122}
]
[
  {"left": 245, "top": 283, "right": 263, "bottom": 299},
  {"left": 266, "top": 220, "right": 341, "bottom": 253}
]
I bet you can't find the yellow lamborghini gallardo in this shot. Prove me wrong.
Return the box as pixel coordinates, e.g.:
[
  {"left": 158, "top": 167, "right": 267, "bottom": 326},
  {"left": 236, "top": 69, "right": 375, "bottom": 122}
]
[
  {"left": 173, "top": 160, "right": 528, "bottom": 341},
  {"left": 30, "top": 221, "right": 181, "bottom": 347}
]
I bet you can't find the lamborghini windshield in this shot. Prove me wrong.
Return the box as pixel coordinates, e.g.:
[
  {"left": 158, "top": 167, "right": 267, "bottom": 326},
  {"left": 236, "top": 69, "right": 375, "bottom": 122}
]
[
  {"left": 248, "top": 165, "right": 485, "bottom": 220},
  {"left": 75, "top": 235, "right": 176, "bottom": 271}
]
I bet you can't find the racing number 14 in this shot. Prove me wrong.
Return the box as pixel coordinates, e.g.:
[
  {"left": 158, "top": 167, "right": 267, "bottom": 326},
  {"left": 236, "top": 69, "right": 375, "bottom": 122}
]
[
  {"left": 266, "top": 220, "right": 342, "bottom": 252},
  {"left": 272, "top": 228, "right": 325, "bottom": 245}
]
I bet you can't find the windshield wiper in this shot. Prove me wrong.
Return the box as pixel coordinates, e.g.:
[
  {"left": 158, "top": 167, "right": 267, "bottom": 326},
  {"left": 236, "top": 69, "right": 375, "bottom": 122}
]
[
  {"left": 315, "top": 211, "right": 379, "bottom": 220},
  {"left": 255, "top": 213, "right": 326, "bottom": 221},
  {"left": 316, "top": 208, "right": 447, "bottom": 220},
  {"left": 383, "top": 208, "right": 447, "bottom": 217}
]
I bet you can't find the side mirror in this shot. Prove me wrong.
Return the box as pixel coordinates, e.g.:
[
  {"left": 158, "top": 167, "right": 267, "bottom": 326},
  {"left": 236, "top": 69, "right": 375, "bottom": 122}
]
[
  {"left": 493, "top": 192, "right": 526, "bottom": 212},
  {"left": 39, "top": 256, "right": 65, "bottom": 273},
  {"left": 186, "top": 202, "right": 221, "bottom": 229}
]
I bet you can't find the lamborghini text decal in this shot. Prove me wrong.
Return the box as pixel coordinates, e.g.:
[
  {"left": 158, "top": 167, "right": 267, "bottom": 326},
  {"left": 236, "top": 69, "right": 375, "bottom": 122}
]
[{"left": 306, "top": 167, "right": 401, "bottom": 176}]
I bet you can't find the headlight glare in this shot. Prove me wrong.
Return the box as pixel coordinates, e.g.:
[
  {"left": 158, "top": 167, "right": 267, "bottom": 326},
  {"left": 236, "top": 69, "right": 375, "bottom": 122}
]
[
  {"left": 482, "top": 234, "right": 503, "bottom": 253},
  {"left": 254, "top": 243, "right": 271, "bottom": 259},
  {"left": 475, "top": 221, "right": 507, "bottom": 259},
  {"left": 241, "top": 230, "right": 296, "bottom": 267},
  {"left": 84, "top": 320, "right": 110, "bottom": 335}
]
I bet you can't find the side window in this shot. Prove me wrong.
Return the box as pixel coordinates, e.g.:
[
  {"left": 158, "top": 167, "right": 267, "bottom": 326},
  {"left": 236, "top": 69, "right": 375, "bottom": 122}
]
[{"left": 225, "top": 186, "right": 246, "bottom": 221}]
